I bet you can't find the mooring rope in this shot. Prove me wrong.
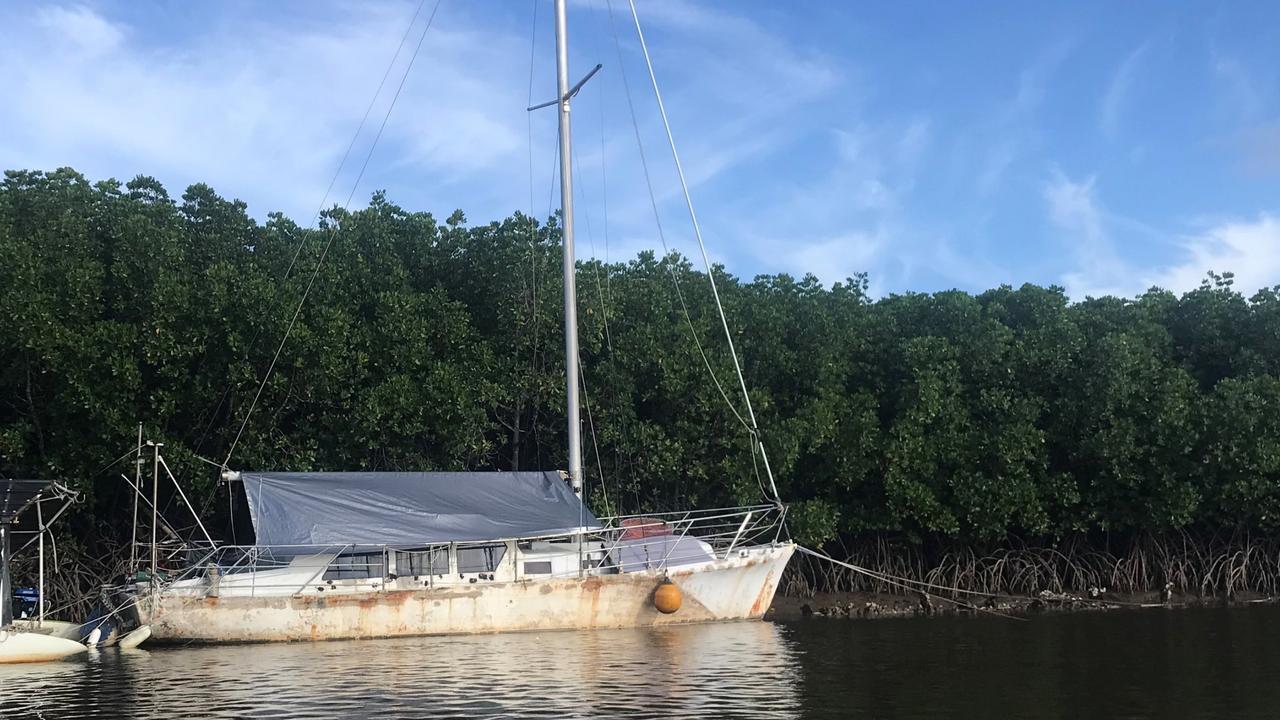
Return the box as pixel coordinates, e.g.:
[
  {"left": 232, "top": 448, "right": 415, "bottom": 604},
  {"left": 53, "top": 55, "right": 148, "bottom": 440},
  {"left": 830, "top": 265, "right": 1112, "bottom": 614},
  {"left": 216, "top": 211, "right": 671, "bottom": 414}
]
[
  {"left": 795, "top": 545, "right": 1280, "bottom": 616},
  {"left": 797, "top": 545, "right": 1029, "bottom": 621}
]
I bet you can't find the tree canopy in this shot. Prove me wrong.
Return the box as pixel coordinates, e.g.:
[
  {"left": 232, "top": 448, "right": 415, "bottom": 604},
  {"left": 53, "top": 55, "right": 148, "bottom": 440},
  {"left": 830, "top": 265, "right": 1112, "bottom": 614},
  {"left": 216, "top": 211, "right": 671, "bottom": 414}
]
[{"left": 3, "top": 168, "right": 1279, "bottom": 549}]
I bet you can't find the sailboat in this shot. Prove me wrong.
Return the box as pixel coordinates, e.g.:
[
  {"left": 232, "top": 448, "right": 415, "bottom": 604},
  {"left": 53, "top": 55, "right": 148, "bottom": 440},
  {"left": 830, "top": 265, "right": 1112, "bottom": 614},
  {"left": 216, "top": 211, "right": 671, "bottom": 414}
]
[
  {"left": 126, "top": 0, "right": 795, "bottom": 644},
  {"left": 0, "top": 479, "right": 90, "bottom": 663}
]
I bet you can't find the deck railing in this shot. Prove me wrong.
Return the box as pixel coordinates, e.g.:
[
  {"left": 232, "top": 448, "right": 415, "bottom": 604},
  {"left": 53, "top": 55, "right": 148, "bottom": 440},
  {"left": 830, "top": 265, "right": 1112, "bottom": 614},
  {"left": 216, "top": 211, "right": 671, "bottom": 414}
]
[{"left": 148, "top": 504, "right": 787, "bottom": 598}]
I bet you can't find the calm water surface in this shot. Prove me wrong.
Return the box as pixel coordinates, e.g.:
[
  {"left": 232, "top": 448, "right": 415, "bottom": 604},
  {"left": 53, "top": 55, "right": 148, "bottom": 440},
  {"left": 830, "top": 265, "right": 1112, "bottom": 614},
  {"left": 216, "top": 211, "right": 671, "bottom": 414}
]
[{"left": 3, "top": 606, "right": 1279, "bottom": 719}]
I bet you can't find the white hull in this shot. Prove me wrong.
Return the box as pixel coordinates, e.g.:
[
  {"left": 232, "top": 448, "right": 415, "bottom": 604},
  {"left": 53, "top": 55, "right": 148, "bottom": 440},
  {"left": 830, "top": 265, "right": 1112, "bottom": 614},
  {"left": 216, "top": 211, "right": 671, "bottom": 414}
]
[
  {"left": 138, "top": 543, "right": 793, "bottom": 643},
  {"left": 0, "top": 631, "right": 87, "bottom": 664},
  {"left": 9, "top": 619, "right": 80, "bottom": 641}
]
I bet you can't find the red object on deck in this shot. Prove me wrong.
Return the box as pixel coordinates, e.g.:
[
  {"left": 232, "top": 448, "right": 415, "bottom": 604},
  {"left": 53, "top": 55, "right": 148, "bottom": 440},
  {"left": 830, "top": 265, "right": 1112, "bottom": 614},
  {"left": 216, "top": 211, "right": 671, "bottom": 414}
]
[{"left": 619, "top": 517, "right": 672, "bottom": 540}]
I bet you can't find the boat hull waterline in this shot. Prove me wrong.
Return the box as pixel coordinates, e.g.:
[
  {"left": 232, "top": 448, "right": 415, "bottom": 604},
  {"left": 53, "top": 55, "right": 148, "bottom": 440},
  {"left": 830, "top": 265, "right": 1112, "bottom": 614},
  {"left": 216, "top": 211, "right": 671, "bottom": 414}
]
[{"left": 137, "top": 544, "right": 794, "bottom": 643}]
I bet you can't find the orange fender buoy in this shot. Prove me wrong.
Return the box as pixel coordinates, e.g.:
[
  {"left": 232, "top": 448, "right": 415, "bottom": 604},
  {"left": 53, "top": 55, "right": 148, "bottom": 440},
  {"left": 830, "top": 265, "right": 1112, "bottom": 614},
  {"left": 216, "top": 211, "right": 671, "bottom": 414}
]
[{"left": 654, "top": 579, "right": 682, "bottom": 614}]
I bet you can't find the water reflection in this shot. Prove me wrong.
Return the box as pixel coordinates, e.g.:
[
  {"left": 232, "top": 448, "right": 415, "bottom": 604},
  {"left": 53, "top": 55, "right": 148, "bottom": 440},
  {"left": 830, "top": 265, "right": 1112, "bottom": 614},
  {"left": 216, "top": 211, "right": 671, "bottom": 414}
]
[
  {"left": 781, "top": 605, "right": 1280, "bottom": 720},
  {"left": 1, "top": 622, "right": 801, "bottom": 719},
  {"left": 8, "top": 607, "right": 1280, "bottom": 719}
]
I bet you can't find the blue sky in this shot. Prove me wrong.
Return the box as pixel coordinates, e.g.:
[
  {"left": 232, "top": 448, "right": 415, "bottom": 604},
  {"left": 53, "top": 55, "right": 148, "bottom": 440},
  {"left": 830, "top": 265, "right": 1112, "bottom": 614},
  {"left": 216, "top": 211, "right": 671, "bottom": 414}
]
[{"left": 2, "top": 1, "right": 1278, "bottom": 298}]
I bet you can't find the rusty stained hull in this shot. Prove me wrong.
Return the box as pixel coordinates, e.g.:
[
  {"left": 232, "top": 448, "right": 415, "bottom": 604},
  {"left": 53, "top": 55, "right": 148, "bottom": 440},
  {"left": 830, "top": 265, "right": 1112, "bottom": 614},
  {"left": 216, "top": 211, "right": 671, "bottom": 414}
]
[{"left": 138, "top": 543, "right": 794, "bottom": 643}]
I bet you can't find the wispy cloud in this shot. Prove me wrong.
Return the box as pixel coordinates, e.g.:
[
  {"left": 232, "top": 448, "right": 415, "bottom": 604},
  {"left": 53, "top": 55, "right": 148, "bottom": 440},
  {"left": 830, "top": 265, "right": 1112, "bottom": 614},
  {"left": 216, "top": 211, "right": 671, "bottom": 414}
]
[
  {"left": 727, "top": 118, "right": 977, "bottom": 294},
  {"left": 566, "top": 0, "right": 855, "bottom": 274},
  {"left": 34, "top": 4, "right": 125, "bottom": 54},
  {"left": 1211, "top": 54, "right": 1266, "bottom": 121},
  {"left": 972, "top": 40, "right": 1073, "bottom": 196},
  {"left": 0, "top": 2, "right": 532, "bottom": 221},
  {"left": 3, "top": 1, "right": 1276, "bottom": 301},
  {"left": 1100, "top": 41, "right": 1151, "bottom": 139},
  {"left": 1043, "top": 170, "right": 1132, "bottom": 298}
]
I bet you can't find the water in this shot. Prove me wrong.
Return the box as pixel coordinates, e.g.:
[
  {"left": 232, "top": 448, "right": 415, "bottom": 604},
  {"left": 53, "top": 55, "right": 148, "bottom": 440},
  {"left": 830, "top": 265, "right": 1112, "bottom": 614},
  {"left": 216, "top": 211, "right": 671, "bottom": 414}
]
[{"left": 3, "top": 606, "right": 1279, "bottom": 719}]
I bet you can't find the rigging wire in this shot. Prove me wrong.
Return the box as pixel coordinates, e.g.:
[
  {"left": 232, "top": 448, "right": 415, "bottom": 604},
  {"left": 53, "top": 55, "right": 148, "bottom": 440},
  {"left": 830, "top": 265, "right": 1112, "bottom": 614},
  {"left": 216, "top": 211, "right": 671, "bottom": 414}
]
[
  {"left": 596, "top": 152, "right": 627, "bottom": 512},
  {"left": 622, "top": 0, "right": 782, "bottom": 505},
  {"left": 591, "top": 3, "right": 625, "bottom": 514},
  {"left": 569, "top": 103, "right": 615, "bottom": 517},
  {"left": 577, "top": 364, "right": 614, "bottom": 517},
  {"left": 572, "top": 151, "right": 614, "bottom": 360},
  {"left": 598, "top": 46, "right": 614, "bottom": 350},
  {"left": 523, "top": 0, "right": 540, "bottom": 473},
  {"left": 538, "top": 136, "right": 562, "bottom": 470},
  {"left": 221, "top": 0, "right": 446, "bottom": 468},
  {"left": 190, "top": 0, "right": 433, "bottom": 481},
  {"left": 187, "top": 0, "right": 437, "bottom": 537},
  {"left": 603, "top": 0, "right": 772, "bottom": 506},
  {"left": 601, "top": 0, "right": 749, "bottom": 434}
]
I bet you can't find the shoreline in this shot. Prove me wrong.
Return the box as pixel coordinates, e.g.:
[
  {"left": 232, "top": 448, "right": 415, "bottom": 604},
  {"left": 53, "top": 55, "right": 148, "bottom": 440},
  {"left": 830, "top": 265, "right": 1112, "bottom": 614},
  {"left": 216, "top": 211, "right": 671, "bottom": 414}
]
[{"left": 768, "top": 589, "right": 1277, "bottom": 621}]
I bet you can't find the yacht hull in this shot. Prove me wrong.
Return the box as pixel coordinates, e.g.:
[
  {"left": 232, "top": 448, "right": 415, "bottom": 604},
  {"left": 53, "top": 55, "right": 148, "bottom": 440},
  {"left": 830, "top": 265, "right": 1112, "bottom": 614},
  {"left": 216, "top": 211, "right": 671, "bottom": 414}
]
[{"left": 137, "top": 543, "right": 794, "bottom": 643}]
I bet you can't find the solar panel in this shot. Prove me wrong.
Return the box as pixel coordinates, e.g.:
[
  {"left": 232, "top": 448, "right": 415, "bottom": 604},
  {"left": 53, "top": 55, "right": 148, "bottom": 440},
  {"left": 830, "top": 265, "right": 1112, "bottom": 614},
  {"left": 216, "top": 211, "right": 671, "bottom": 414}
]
[{"left": 0, "top": 478, "right": 54, "bottom": 524}]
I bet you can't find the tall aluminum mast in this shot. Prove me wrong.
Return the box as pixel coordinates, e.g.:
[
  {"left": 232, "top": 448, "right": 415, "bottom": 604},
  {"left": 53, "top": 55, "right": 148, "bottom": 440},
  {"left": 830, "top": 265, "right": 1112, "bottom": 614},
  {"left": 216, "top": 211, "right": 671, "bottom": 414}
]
[{"left": 554, "top": 0, "right": 583, "bottom": 497}]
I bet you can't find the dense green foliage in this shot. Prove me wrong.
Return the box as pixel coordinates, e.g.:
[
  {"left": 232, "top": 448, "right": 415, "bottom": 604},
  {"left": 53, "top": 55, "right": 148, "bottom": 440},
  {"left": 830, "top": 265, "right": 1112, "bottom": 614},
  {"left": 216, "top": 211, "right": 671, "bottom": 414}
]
[{"left": 3, "top": 168, "right": 1280, "bottom": 551}]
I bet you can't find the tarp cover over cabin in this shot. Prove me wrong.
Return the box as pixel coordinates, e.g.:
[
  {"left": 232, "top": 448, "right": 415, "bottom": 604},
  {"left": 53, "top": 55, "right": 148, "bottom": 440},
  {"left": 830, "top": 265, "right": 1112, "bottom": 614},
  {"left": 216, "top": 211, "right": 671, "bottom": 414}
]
[{"left": 238, "top": 471, "right": 601, "bottom": 548}]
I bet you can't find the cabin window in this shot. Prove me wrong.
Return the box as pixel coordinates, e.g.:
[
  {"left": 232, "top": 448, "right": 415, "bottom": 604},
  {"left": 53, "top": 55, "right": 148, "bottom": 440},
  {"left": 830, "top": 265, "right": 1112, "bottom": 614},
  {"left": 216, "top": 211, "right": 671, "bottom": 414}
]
[
  {"left": 523, "top": 561, "right": 553, "bottom": 575},
  {"left": 323, "top": 552, "right": 385, "bottom": 580},
  {"left": 397, "top": 548, "right": 448, "bottom": 576},
  {"left": 457, "top": 544, "right": 507, "bottom": 574}
]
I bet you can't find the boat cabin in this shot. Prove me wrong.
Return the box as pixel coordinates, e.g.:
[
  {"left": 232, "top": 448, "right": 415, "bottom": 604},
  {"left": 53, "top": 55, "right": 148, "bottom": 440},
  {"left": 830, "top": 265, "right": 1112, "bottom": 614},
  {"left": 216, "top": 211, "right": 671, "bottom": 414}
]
[{"left": 161, "top": 470, "right": 730, "bottom": 599}]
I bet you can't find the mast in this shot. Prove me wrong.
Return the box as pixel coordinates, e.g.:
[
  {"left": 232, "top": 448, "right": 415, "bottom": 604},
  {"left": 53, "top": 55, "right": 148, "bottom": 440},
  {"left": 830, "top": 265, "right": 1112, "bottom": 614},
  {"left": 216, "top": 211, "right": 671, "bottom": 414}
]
[{"left": 554, "top": 0, "right": 583, "bottom": 497}]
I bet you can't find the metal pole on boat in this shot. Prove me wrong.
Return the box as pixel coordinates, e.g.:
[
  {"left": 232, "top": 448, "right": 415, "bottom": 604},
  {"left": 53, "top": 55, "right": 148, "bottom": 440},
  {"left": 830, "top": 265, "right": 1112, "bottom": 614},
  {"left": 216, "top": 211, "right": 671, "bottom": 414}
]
[
  {"left": 554, "top": 0, "right": 584, "bottom": 499},
  {"left": 0, "top": 524, "right": 10, "bottom": 628},
  {"left": 37, "top": 499, "right": 44, "bottom": 624},
  {"left": 150, "top": 441, "right": 163, "bottom": 585},
  {"left": 130, "top": 422, "right": 141, "bottom": 576}
]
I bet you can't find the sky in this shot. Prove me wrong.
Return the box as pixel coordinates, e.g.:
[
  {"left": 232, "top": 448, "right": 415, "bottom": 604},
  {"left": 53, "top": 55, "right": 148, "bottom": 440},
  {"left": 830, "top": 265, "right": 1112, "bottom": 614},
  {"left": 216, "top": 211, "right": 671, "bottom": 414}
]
[{"left": 2, "top": 0, "right": 1278, "bottom": 299}]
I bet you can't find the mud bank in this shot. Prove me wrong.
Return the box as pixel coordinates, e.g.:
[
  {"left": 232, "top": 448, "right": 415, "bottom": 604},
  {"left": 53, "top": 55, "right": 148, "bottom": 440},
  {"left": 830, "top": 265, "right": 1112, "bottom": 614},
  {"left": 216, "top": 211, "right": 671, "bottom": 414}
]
[{"left": 768, "top": 589, "right": 1277, "bottom": 621}]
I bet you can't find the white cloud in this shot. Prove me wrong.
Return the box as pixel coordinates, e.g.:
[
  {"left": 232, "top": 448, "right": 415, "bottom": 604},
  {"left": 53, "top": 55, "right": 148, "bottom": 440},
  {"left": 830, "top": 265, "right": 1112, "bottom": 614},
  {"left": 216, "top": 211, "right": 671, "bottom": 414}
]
[
  {"left": 1146, "top": 215, "right": 1280, "bottom": 295},
  {"left": 1044, "top": 169, "right": 1280, "bottom": 298},
  {"left": 35, "top": 4, "right": 125, "bottom": 55},
  {"left": 562, "top": 0, "right": 855, "bottom": 276},
  {"left": 0, "top": 2, "right": 532, "bottom": 222},
  {"left": 1043, "top": 170, "right": 1132, "bottom": 298},
  {"left": 785, "top": 230, "right": 886, "bottom": 288},
  {"left": 727, "top": 118, "right": 974, "bottom": 294},
  {"left": 1044, "top": 172, "right": 1103, "bottom": 242}
]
